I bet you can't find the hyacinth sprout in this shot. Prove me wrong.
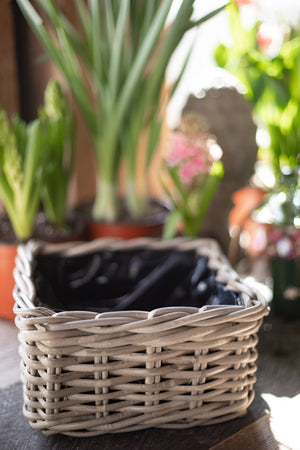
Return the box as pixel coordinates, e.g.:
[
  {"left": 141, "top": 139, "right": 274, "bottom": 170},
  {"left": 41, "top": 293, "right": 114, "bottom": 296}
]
[{"left": 162, "top": 114, "right": 224, "bottom": 239}]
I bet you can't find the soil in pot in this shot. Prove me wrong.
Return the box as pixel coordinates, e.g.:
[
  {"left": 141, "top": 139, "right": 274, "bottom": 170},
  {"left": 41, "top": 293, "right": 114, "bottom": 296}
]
[
  {"left": 0, "top": 210, "right": 85, "bottom": 321},
  {"left": 85, "top": 200, "right": 169, "bottom": 240}
]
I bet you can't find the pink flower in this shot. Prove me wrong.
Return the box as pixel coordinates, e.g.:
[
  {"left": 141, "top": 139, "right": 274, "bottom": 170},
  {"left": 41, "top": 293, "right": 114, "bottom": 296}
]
[
  {"left": 257, "top": 23, "right": 283, "bottom": 56},
  {"left": 178, "top": 154, "right": 207, "bottom": 185},
  {"left": 234, "top": 0, "right": 257, "bottom": 7},
  {"left": 166, "top": 114, "right": 224, "bottom": 188},
  {"left": 179, "top": 161, "right": 198, "bottom": 184},
  {"left": 166, "top": 133, "right": 192, "bottom": 167},
  {"left": 191, "top": 155, "right": 205, "bottom": 171}
]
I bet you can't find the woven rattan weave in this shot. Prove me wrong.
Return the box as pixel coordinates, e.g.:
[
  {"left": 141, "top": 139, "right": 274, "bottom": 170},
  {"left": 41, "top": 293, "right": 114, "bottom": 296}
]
[{"left": 13, "top": 238, "right": 269, "bottom": 437}]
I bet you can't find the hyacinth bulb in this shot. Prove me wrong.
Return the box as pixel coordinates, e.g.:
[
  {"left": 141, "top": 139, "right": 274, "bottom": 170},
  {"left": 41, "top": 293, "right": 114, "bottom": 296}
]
[{"left": 44, "top": 79, "right": 68, "bottom": 120}]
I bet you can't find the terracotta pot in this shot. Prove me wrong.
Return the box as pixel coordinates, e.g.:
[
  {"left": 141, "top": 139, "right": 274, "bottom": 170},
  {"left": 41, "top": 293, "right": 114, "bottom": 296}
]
[
  {"left": 0, "top": 242, "right": 17, "bottom": 321},
  {"left": 86, "top": 219, "right": 165, "bottom": 240},
  {"left": 228, "top": 186, "right": 267, "bottom": 264},
  {"left": 0, "top": 231, "right": 84, "bottom": 321},
  {"left": 0, "top": 208, "right": 86, "bottom": 321},
  {"left": 229, "top": 186, "right": 266, "bottom": 230},
  {"left": 86, "top": 201, "right": 168, "bottom": 240}
]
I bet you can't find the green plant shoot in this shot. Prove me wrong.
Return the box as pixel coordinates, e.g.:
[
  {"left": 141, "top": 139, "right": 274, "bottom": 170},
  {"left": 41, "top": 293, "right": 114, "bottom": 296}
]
[
  {"left": 39, "top": 79, "right": 74, "bottom": 227},
  {"left": 17, "top": 0, "right": 227, "bottom": 222},
  {"left": 162, "top": 114, "right": 224, "bottom": 239},
  {"left": 0, "top": 110, "right": 43, "bottom": 240}
]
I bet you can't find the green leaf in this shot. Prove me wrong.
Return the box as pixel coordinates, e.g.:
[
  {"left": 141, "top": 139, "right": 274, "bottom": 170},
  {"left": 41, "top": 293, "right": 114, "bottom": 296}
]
[
  {"left": 12, "top": 115, "right": 27, "bottom": 159},
  {"left": 108, "top": 0, "right": 129, "bottom": 102},
  {"left": 171, "top": 41, "right": 195, "bottom": 97},
  {"left": 168, "top": 166, "right": 189, "bottom": 206},
  {"left": 22, "top": 119, "right": 43, "bottom": 205},
  {"left": 146, "top": 119, "right": 162, "bottom": 167},
  {"left": 163, "top": 209, "right": 183, "bottom": 240},
  {"left": 116, "top": 0, "right": 173, "bottom": 127},
  {"left": 16, "top": 0, "right": 43, "bottom": 27},
  {"left": 17, "top": 0, "right": 225, "bottom": 223},
  {"left": 185, "top": 170, "right": 223, "bottom": 237},
  {"left": 90, "top": 0, "right": 102, "bottom": 85},
  {"left": 36, "top": 0, "right": 80, "bottom": 45},
  {"left": 39, "top": 80, "right": 75, "bottom": 226},
  {"left": 186, "top": 3, "right": 228, "bottom": 31}
]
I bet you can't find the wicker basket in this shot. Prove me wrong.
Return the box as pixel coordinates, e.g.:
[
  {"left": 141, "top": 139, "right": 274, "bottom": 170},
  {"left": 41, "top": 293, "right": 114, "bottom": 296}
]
[{"left": 13, "top": 238, "right": 269, "bottom": 437}]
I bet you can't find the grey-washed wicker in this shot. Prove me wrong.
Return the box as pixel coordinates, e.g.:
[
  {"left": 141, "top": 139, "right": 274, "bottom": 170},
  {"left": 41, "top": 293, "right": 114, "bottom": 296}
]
[{"left": 13, "top": 238, "right": 269, "bottom": 437}]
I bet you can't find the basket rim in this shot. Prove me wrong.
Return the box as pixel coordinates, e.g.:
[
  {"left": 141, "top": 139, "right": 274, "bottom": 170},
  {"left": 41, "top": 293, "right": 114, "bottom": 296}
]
[{"left": 13, "top": 237, "right": 269, "bottom": 322}]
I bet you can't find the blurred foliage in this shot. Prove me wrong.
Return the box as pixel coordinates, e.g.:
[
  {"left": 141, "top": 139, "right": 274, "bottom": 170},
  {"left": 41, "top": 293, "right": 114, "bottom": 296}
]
[
  {"left": 215, "top": 0, "right": 300, "bottom": 181},
  {"left": 0, "top": 79, "right": 74, "bottom": 240},
  {"left": 17, "top": 0, "right": 226, "bottom": 222}
]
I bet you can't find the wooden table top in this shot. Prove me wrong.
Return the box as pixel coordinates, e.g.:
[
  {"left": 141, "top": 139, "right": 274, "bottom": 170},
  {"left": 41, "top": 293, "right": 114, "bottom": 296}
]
[{"left": 0, "top": 312, "right": 299, "bottom": 450}]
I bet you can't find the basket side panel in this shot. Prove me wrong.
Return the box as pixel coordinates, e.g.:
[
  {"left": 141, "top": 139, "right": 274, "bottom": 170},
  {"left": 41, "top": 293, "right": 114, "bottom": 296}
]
[{"left": 17, "top": 309, "right": 265, "bottom": 436}]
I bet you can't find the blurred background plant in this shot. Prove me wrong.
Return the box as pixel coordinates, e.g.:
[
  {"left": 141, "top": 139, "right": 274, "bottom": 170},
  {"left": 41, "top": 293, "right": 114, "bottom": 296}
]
[
  {"left": 17, "top": 0, "right": 226, "bottom": 224},
  {"left": 214, "top": 0, "right": 300, "bottom": 316},
  {"left": 0, "top": 108, "right": 43, "bottom": 240},
  {"left": 0, "top": 78, "right": 74, "bottom": 241},
  {"left": 38, "top": 79, "right": 74, "bottom": 228},
  {"left": 215, "top": 0, "right": 300, "bottom": 184},
  {"left": 162, "top": 113, "right": 224, "bottom": 238}
]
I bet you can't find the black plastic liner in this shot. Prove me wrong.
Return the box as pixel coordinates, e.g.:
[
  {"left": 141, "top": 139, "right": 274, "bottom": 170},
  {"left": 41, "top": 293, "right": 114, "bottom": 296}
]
[{"left": 33, "top": 248, "right": 244, "bottom": 313}]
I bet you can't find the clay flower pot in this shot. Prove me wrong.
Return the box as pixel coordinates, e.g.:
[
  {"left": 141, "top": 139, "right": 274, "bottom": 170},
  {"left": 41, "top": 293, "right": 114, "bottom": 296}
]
[
  {"left": 0, "top": 242, "right": 17, "bottom": 321},
  {"left": 86, "top": 201, "right": 168, "bottom": 240},
  {"left": 0, "top": 209, "right": 86, "bottom": 321},
  {"left": 86, "top": 219, "right": 165, "bottom": 240}
]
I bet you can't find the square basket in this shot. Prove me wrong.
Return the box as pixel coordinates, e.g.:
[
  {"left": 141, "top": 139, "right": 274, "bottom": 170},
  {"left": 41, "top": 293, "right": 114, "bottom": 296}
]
[{"left": 13, "top": 238, "right": 269, "bottom": 437}]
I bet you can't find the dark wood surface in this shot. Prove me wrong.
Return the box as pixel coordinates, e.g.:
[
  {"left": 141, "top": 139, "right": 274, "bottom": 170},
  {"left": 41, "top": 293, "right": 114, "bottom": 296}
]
[{"left": 1, "top": 313, "right": 299, "bottom": 450}]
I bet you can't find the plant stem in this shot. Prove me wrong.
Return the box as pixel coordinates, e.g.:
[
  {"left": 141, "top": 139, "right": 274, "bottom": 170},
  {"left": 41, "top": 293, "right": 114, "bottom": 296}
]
[
  {"left": 126, "top": 178, "right": 149, "bottom": 220},
  {"left": 92, "top": 179, "right": 119, "bottom": 222},
  {"left": 183, "top": 171, "right": 222, "bottom": 237},
  {"left": 9, "top": 207, "right": 34, "bottom": 241}
]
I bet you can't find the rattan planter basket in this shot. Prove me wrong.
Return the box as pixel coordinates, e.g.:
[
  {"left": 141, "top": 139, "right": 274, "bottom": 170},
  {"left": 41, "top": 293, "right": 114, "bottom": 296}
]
[{"left": 13, "top": 238, "right": 269, "bottom": 437}]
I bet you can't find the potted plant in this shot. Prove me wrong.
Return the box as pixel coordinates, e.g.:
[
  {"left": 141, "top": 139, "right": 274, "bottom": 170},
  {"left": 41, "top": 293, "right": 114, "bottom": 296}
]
[
  {"left": 38, "top": 79, "right": 75, "bottom": 230},
  {"left": 162, "top": 113, "right": 224, "bottom": 239},
  {"left": 253, "top": 166, "right": 300, "bottom": 318},
  {"left": 16, "top": 0, "right": 226, "bottom": 239},
  {"left": 0, "top": 78, "right": 75, "bottom": 320},
  {"left": 214, "top": 0, "right": 300, "bottom": 307}
]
